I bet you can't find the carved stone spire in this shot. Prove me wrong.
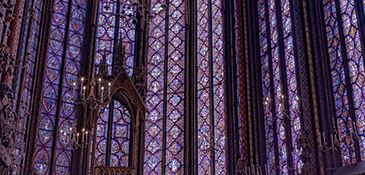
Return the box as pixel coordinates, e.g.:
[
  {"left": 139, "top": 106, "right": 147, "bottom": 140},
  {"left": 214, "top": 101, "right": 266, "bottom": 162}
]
[
  {"left": 112, "top": 38, "right": 126, "bottom": 76},
  {"left": 98, "top": 56, "right": 109, "bottom": 79}
]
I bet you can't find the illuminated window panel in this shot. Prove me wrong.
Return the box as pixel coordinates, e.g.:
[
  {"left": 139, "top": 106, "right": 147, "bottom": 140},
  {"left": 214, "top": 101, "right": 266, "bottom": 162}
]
[
  {"left": 91, "top": 101, "right": 132, "bottom": 171},
  {"left": 34, "top": 0, "right": 87, "bottom": 174},
  {"left": 95, "top": 0, "right": 136, "bottom": 76},
  {"left": 257, "top": 0, "right": 302, "bottom": 173},
  {"left": 95, "top": 104, "right": 109, "bottom": 166},
  {"left": 196, "top": 0, "right": 226, "bottom": 173},
  {"left": 165, "top": 0, "right": 185, "bottom": 173},
  {"left": 197, "top": 0, "right": 211, "bottom": 173},
  {"left": 212, "top": 0, "right": 226, "bottom": 173},
  {"left": 280, "top": 0, "right": 301, "bottom": 173},
  {"left": 144, "top": 0, "right": 185, "bottom": 173},
  {"left": 119, "top": 0, "right": 136, "bottom": 76},
  {"left": 322, "top": 0, "right": 365, "bottom": 165},
  {"left": 144, "top": 0, "right": 166, "bottom": 173},
  {"left": 55, "top": 0, "right": 87, "bottom": 173},
  {"left": 110, "top": 101, "right": 131, "bottom": 167},
  {"left": 267, "top": 0, "right": 288, "bottom": 173},
  {"left": 339, "top": 0, "right": 365, "bottom": 162},
  {"left": 257, "top": 0, "right": 276, "bottom": 173},
  {"left": 95, "top": 0, "right": 117, "bottom": 75},
  {"left": 34, "top": 0, "right": 70, "bottom": 173}
]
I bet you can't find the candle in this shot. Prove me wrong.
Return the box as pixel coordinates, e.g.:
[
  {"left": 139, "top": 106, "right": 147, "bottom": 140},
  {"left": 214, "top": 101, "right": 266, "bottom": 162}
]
[
  {"left": 253, "top": 165, "right": 256, "bottom": 175},
  {"left": 248, "top": 167, "right": 251, "bottom": 175},
  {"left": 101, "top": 87, "right": 104, "bottom": 102},
  {"left": 83, "top": 86, "right": 86, "bottom": 100},
  {"left": 264, "top": 98, "right": 269, "bottom": 112},
  {"left": 86, "top": 131, "right": 88, "bottom": 144},
  {"left": 259, "top": 166, "right": 262, "bottom": 175},
  {"left": 80, "top": 77, "right": 84, "bottom": 91},
  {"left": 82, "top": 128, "right": 85, "bottom": 142},
  {"left": 245, "top": 166, "right": 248, "bottom": 175},
  {"left": 72, "top": 82, "right": 76, "bottom": 97},
  {"left": 98, "top": 78, "right": 101, "bottom": 94},
  {"left": 331, "top": 134, "right": 334, "bottom": 146},
  {"left": 108, "top": 82, "right": 111, "bottom": 99}
]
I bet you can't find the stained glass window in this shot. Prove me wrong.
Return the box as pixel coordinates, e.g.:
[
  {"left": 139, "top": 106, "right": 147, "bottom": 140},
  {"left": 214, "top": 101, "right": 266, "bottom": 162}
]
[
  {"left": 90, "top": 100, "right": 131, "bottom": 169},
  {"left": 95, "top": 103, "right": 110, "bottom": 166},
  {"left": 34, "top": 0, "right": 87, "bottom": 174},
  {"left": 196, "top": 0, "right": 226, "bottom": 173},
  {"left": 144, "top": 0, "right": 226, "bottom": 172},
  {"left": 95, "top": 0, "right": 136, "bottom": 76},
  {"left": 323, "top": 0, "right": 365, "bottom": 165},
  {"left": 16, "top": 0, "right": 44, "bottom": 173},
  {"left": 280, "top": 0, "right": 302, "bottom": 172},
  {"left": 88, "top": 0, "right": 137, "bottom": 170},
  {"left": 144, "top": 0, "right": 185, "bottom": 173},
  {"left": 257, "top": 0, "right": 275, "bottom": 173},
  {"left": 257, "top": 0, "right": 301, "bottom": 174}
]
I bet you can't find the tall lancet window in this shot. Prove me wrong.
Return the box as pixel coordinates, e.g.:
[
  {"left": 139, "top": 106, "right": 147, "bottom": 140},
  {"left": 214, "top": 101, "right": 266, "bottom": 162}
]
[
  {"left": 90, "top": 0, "right": 137, "bottom": 169},
  {"left": 323, "top": 0, "right": 365, "bottom": 165},
  {"left": 90, "top": 100, "right": 132, "bottom": 167},
  {"left": 34, "top": 0, "right": 87, "bottom": 174},
  {"left": 95, "top": 0, "right": 136, "bottom": 76},
  {"left": 196, "top": 0, "right": 226, "bottom": 173},
  {"left": 258, "top": 0, "right": 301, "bottom": 174},
  {"left": 144, "top": 0, "right": 185, "bottom": 173},
  {"left": 144, "top": 0, "right": 226, "bottom": 173}
]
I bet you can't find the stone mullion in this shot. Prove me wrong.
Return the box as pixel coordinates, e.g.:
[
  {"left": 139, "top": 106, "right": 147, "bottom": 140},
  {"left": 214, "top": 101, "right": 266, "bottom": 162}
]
[
  {"left": 184, "top": 0, "right": 191, "bottom": 173},
  {"left": 191, "top": 0, "right": 197, "bottom": 173},
  {"left": 291, "top": 0, "right": 317, "bottom": 173},
  {"left": 137, "top": 0, "right": 150, "bottom": 172},
  {"left": 222, "top": 0, "right": 234, "bottom": 172},
  {"left": 250, "top": 0, "right": 266, "bottom": 170},
  {"left": 247, "top": 0, "right": 254, "bottom": 167},
  {"left": 302, "top": 0, "right": 325, "bottom": 174}
]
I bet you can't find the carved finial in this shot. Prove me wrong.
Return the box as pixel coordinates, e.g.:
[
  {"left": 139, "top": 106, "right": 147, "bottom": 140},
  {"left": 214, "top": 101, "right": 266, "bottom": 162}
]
[
  {"left": 98, "top": 57, "right": 108, "bottom": 79},
  {"left": 0, "top": 83, "right": 11, "bottom": 100},
  {"left": 112, "top": 39, "right": 127, "bottom": 76}
]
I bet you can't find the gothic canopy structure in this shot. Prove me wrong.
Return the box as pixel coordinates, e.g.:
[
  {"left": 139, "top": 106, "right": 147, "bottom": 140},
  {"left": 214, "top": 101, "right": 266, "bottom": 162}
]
[{"left": 1, "top": 0, "right": 365, "bottom": 174}]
